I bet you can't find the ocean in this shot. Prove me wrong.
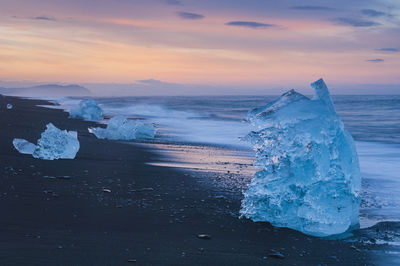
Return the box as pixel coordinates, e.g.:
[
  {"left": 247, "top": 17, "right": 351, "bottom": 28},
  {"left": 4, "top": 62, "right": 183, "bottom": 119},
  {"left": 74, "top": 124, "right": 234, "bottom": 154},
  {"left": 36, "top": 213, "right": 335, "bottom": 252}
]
[{"left": 44, "top": 94, "right": 400, "bottom": 237}]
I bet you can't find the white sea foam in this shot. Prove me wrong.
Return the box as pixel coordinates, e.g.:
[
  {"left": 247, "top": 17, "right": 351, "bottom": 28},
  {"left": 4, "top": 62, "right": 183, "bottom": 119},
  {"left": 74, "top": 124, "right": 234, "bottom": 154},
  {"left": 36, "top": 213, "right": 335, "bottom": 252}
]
[
  {"left": 357, "top": 141, "right": 400, "bottom": 227},
  {"left": 52, "top": 98, "right": 252, "bottom": 148}
]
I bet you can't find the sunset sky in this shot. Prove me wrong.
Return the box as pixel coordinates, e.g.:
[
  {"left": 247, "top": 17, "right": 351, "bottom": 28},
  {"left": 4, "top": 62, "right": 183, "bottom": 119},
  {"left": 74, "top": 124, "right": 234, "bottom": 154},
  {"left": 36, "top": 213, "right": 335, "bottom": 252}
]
[{"left": 0, "top": 0, "right": 399, "bottom": 94}]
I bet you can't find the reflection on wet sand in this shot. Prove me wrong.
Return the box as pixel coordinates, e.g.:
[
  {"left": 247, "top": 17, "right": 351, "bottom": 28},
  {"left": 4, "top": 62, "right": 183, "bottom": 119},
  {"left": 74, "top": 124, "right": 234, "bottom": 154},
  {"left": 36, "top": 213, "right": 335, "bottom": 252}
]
[{"left": 143, "top": 143, "right": 256, "bottom": 178}]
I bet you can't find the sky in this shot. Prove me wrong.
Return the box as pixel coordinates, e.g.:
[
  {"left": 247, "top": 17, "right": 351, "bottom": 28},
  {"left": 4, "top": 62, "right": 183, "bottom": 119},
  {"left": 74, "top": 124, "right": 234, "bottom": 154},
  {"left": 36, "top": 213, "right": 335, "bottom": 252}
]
[{"left": 0, "top": 0, "right": 399, "bottom": 95}]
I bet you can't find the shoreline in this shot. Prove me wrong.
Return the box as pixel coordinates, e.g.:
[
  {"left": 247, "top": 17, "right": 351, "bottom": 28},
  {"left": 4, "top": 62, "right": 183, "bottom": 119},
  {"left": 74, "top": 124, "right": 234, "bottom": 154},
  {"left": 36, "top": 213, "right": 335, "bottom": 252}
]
[{"left": 0, "top": 94, "right": 387, "bottom": 265}]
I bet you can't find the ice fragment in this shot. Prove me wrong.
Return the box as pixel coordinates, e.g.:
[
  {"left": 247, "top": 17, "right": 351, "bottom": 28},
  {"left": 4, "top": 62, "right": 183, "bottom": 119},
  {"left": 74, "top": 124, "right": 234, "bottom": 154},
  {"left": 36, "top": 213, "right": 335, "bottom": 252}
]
[
  {"left": 89, "top": 115, "right": 156, "bottom": 140},
  {"left": 13, "top": 139, "right": 36, "bottom": 154},
  {"left": 240, "top": 79, "right": 361, "bottom": 237},
  {"left": 70, "top": 99, "right": 103, "bottom": 121},
  {"left": 13, "top": 123, "right": 80, "bottom": 160}
]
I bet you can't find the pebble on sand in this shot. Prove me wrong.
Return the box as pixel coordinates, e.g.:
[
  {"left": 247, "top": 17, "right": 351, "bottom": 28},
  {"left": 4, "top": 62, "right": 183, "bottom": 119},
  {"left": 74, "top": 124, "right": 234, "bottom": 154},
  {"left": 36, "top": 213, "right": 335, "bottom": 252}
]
[
  {"left": 197, "top": 234, "right": 211, "bottom": 240},
  {"left": 268, "top": 252, "right": 285, "bottom": 259}
]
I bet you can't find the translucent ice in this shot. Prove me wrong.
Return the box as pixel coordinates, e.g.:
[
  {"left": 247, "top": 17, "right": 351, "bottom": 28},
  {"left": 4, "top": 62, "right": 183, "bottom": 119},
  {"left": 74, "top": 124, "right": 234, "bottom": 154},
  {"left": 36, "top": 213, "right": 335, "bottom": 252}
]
[
  {"left": 13, "top": 123, "right": 80, "bottom": 160},
  {"left": 240, "top": 79, "right": 361, "bottom": 237},
  {"left": 13, "top": 139, "right": 36, "bottom": 154},
  {"left": 89, "top": 115, "right": 156, "bottom": 140},
  {"left": 70, "top": 99, "right": 103, "bottom": 121},
  {"left": 6, "top": 103, "right": 13, "bottom": 109}
]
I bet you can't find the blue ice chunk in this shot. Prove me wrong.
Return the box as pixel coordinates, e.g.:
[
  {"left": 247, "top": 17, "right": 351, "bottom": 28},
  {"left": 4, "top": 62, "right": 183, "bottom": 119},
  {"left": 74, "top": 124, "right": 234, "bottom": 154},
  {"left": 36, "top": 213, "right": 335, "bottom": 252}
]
[
  {"left": 70, "top": 99, "right": 103, "bottom": 121},
  {"left": 13, "top": 138, "right": 36, "bottom": 154},
  {"left": 241, "top": 78, "right": 361, "bottom": 237},
  {"left": 88, "top": 115, "right": 156, "bottom": 140},
  {"left": 33, "top": 123, "right": 80, "bottom": 160},
  {"left": 13, "top": 123, "right": 80, "bottom": 160}
]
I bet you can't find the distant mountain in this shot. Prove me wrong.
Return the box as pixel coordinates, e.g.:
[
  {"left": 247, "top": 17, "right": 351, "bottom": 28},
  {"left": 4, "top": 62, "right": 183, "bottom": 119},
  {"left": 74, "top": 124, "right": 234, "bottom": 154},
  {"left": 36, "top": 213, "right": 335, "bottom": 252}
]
[{"left": 0, "top": 84, "right": 91, "bottom": 97}]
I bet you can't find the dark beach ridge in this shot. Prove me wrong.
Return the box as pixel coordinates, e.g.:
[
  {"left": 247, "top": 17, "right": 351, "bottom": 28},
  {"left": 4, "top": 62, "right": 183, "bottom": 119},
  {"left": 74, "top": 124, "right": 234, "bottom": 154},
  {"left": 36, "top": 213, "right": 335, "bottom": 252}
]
[{"left": 0, "top": 94, "right": 394, "bottom": 265}]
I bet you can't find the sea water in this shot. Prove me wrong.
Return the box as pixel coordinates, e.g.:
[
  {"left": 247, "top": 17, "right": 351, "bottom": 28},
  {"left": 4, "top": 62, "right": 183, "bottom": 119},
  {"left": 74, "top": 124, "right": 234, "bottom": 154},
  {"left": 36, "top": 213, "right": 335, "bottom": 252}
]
[{"left": 42, "top": 95, "right": 400, "bottom": 230}]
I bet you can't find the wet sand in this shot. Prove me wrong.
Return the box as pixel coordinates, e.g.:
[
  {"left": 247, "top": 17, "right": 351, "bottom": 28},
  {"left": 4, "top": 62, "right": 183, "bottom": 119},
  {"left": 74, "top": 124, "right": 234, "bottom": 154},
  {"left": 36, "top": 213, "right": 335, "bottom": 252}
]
[{"left": 0, "top": 95, "right": 375, "bottom": 265}]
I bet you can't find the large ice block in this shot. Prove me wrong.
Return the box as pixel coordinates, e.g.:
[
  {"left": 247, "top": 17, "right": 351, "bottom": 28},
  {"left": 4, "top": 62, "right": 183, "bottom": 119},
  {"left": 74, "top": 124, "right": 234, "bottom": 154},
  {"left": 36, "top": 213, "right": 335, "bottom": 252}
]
[
  {"left": 88, "top": 115, "right": 156, "bottom": 140},
  {"left": 240, "top": 79, "right": 361, "bottom": 237},
  {"left": 70, "top": 99, "right": 103, "bottom": 121},
  {"left": 13, "top": 123, "right": 80, "bottom": 160}
]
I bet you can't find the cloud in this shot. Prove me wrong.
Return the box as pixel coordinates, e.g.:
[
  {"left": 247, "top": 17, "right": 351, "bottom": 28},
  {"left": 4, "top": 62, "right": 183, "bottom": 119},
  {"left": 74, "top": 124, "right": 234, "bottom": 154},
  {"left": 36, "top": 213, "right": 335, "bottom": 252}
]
[
  {"left": 33, "top": 15, "right": 56, "bottom": 21},
  {"left": 366, "top": 58, "right": 384, "bottom": 62},
  {"left": 376, "top": 48, "right": 399, "bottom": 52},
  {"left": 137, "top": 79, "right": 175, "bottom": 86},
  {"left": 225, "top": 21, "right": 276, "bottom": 29},
  {"left": 177, "top": 11, "right": 205, "bottom": 20},
  {"left": 88, "top": 79, "right": 269, "bottom": 96},
  {"left": 334, "top": 17, "right": 380, "bottom": 27},
  {"left": 291, "top": 5, "right": 335, "bottom": 11},
  {"left": 165, "top": 0, "right": 183, "bottom": 6},
  {"left": 138, "top": 79, "right": 158, "bottom": 84},
  {"left": 361, "top": 9, "right": 387, "bottom": 17}
]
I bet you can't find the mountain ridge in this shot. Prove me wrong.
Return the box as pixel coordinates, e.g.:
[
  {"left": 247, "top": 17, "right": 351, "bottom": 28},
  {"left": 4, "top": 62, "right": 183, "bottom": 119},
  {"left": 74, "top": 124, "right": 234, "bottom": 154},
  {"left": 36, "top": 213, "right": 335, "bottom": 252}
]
[{"left": 0, "top": 84, "right": 91, "bottom": 97}]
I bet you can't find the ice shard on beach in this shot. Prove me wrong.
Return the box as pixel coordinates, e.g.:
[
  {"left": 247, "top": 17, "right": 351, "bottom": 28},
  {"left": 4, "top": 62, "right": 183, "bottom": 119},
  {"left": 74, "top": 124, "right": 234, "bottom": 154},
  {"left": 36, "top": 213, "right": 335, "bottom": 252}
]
[
  {"left": 13, "top": 139, "right": 37, "bottom": 154},
  {"left": 70, "top": 99, "right": 103, "bottom": 121},
  {"left": 240, "top": 79, "right": 361, "bottom": 237},
  {"left": 13, "top": 123, "right": 80, "bottom": 160},
  {"left": 88, "top": 115, "right": 156, "bottom": 140}
]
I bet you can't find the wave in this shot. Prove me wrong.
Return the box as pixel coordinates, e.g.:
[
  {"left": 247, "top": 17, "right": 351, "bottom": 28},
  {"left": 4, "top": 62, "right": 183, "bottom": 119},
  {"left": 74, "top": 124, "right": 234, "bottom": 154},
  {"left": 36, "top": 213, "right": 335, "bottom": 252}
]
[{"left": 357, "top": 141, "right": 400, "bottom": 228}]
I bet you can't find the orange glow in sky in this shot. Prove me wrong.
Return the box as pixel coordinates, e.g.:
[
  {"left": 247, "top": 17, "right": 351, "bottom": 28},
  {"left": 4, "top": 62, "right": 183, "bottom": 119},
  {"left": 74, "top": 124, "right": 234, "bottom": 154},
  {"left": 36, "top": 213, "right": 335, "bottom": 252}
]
[{"left": 0, "top": 0, "right": 399, "bottom": 93}]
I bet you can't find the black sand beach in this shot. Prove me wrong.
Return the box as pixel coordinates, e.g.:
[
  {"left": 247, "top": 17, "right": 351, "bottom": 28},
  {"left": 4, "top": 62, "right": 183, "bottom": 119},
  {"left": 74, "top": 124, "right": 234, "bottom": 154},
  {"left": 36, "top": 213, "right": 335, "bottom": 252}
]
[{"left": 0, "top": 95, "right": 376, "bottom": 265}]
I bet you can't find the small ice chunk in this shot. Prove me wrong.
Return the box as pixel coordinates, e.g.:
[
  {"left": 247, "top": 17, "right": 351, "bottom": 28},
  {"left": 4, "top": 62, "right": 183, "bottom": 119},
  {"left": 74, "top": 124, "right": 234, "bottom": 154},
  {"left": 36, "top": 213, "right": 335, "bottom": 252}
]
[
  {"left": 241, "top": 79, "right": 361, "bottom": 237},
  {"left": 6, "top": 103, "right": 13, "bottom": 109},
  {"left": 33, "top": 123, "right": 80, "bottom": 160},
  {"left": 13, "top": 139, "right": 36, "bottom": 154},
  {"left": 89, "top": 115, "right": 156, "bottom": 140},
  {"left": 13, "top": 123, "right": 80, "bottom": 160},
  {"left": 70, "top": 99, "right": 103, "bottom": 121}
]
